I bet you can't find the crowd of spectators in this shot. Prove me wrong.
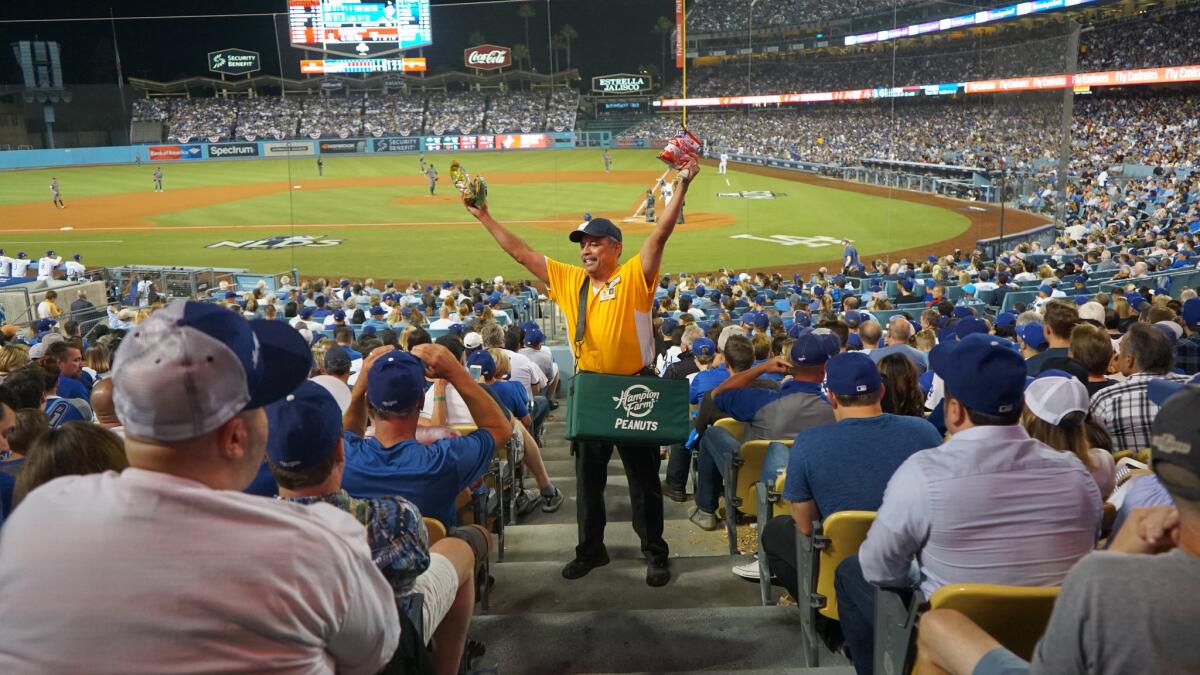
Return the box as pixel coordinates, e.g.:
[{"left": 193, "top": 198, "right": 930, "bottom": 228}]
[
  {"left": 363, "top": 93, "right": 427, "bottom": 137},
  {"left": 130, "top": 98, "right": 169, "bottom": 123},
  {"left": 546, "top": 90, "right": 579, "bottom": 133},
  {"left": 234, "top": 96, "right": 302, "bottom": 141},
  {"left": 425, "top": 91, "right": 488, "bottom": 135},
  {"left": 298, "top": 95, "right": 364, "bottom": 139},
  {"left": 166, "top": 98, "right": 236, "bottom": 144},
  {"left": 486, "top": 91, "right": 547, "bottom": 134},
  {"left": 686, "top": 0, "right": 939, "bottom": 33}
]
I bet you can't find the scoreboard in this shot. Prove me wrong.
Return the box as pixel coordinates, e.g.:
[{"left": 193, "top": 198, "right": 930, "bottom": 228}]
[{"left": 288, "top": 0, "right": 432, "bottom": 51}]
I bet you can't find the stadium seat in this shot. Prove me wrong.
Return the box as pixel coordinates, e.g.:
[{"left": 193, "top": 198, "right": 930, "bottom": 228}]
[
  {"left": 754, "top": 471, "right": 790, "bottom": 605},
  {"left": 423, "top": 516, "right": 447, "bottom": 546},
  {"left": 722, "top": 439, "right": 784, "bottom": 555},
  {"left": 794, "top": 510, "right": 876, "bottom": 667}
]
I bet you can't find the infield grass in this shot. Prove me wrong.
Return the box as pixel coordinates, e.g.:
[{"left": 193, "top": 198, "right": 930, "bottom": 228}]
[{"left": 0, "top": 149, "right": 970, "bottom": 279}]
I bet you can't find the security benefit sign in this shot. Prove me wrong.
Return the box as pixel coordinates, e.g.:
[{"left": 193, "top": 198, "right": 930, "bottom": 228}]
[
  {"left": 592, "top": 73, "right": 653, "bottom": 95},
  {"left": 208, "top": 49, "right": 261, "bottom": 76},
  {"left": 206, "top": 234, "right": 342, "bottom": 250},
  {"left": 565, "top": 372, "right": 690, "bottom": 445}
]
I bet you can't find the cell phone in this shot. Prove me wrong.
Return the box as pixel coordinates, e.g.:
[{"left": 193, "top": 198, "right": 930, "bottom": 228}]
[{"left": 469, "top": 365, "right": 483, "bottom": 381}]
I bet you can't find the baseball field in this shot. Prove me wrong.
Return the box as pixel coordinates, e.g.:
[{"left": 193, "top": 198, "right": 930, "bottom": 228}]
[{"left": 0, "top": 148, "right": 1030, "bottom": 279}]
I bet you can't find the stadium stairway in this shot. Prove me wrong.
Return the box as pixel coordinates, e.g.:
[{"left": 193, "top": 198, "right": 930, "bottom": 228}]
[{"left": 469, "top": 414, "right": 854, "bottom": 674}]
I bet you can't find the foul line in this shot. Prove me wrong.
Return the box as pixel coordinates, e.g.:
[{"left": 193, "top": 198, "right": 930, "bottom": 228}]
[{"left": 0, "top": 220, "right": 582, "bottom": 235}]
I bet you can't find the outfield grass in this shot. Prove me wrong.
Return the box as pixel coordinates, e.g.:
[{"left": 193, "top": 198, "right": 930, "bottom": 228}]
[{"left": 0, "top": 149, "right": 970, "bottom": 279}]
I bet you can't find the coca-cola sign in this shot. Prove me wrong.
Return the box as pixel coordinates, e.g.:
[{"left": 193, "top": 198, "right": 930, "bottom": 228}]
[{"left": 464, "top": 44, "right": 512, "bottom": 70}]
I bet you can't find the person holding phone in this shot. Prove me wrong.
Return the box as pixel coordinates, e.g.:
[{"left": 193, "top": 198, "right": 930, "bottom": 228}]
[{"left": 465, "top": 156, "right": 700, "bottom": 587}]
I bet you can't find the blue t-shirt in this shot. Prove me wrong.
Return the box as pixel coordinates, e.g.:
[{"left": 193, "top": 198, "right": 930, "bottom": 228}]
[
  {"left": 490, "top": 380, "right": 529, "bottom": 419},
  {"left": 690, "top": 366, "right": 729, "bottom": 405},
  {"left": 0, "top": 457, "right": 22, "bottom": 515},
  {"left": 783, "top": 414, "right": 943, "bottom": 521},
  {"left": 844, "top": 246, "right": 859, "bottom": 266},
  {"left": 243, "top": 461, "right": 279, "bottom": 498},
  {"left": 341, "top": 429, "right": 495, "bottom": 528},
  {"left": 56, "top": 376, "right": 89, "bottom": 401}
]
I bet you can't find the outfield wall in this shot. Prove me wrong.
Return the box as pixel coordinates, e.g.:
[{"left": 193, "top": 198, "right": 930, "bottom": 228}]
[{"left": 0, "top": 133, "right": 579, "bottom": 171}]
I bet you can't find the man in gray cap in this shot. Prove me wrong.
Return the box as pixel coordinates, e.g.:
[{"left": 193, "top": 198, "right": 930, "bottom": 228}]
[
  {"left": 465, "top": 157, "right": 700, "bottom": 587},
  {"left": 0, "top": 301, "right": 401, "bottom": 674}
]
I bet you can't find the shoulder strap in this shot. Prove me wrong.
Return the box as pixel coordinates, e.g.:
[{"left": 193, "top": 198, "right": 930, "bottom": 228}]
[{"left": 574, "top": 275, "right": 589, "bottom": 352}]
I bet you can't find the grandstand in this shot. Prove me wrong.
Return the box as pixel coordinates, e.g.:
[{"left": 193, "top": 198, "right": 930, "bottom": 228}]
[{"left": 0, "top": 0, "right": 1198, "bottom": 673}]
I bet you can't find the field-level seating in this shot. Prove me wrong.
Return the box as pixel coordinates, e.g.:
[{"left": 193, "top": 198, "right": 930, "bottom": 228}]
[
  {"left": 875, "top": 583, "right": 1061, "bottom": 675},
  {"left": 723, "top": 439, "right": 789, "bottom": 555},
  {"left": 796, "top": 511, "right": 876, "bottom": 667}
]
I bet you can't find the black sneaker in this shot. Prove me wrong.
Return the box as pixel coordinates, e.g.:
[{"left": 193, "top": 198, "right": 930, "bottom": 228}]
[
  {"left": 561, "top": 552, "right": 610, "bottom": 580},
  {"left": 646, "top": 559, "right": 671, "bottom": 587},
  {"left": 541, "top": 487, "right": 565, "bottom": 513}
]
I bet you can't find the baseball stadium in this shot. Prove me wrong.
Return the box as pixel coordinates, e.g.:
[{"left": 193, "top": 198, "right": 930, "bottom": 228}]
[{"left": 0, "top": 0, "right": 1196, "bottom": 673}]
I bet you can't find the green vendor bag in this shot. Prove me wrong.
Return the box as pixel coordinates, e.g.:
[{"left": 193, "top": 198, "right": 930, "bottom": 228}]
[
  {"left": 563, "top": 276, "right": 690, "bottom": 445},
  {"left": 566, "top": 371, "right": 691, "bottom": 445}
]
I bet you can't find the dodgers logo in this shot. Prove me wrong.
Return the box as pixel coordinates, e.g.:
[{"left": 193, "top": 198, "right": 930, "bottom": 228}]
[{"left": 612, "top": 384, "right": 660, "bottom": 419}]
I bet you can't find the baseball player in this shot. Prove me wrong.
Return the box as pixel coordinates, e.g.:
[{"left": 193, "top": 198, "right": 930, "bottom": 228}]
[
  {"left": 50, "top": 178, "right": 64, "bottom": 209},
  {"left": 602, "top": 149, "right": 612, "bottom": 173},
  {"left": 718, "top": 151, "right": 729, "bottom": 175},
  {"left": 425, "top": 163, "right": 438, "bottom": 196},
  {"left": 0, "top": 250, "right": 12, "bottom": 278},
  {"left": 660, "top": 177, "right": 674, "bottom": 207},
  {"left": 135, "top": 154, "right": 142, "bottom": 168},
  {"left": 419, "top": 152, "right": 427, "bottom": 174},
  {"left": 644, "top": 190, "right": 656, "bottom": 223},
  {"left": 10, "top": 252, "right": 33, "bottom": 279},
  {"left": 65, "top": 254, "right": 86, "bottom": 282},
  {"left": 36, "top": 250, "right": 62, "bottom": 281},
  {"left": 316, "top": 157, "right": 324, "bottom": 177},
  {"left": 153, "top": 167, "right": 164, "bottom": 192}
]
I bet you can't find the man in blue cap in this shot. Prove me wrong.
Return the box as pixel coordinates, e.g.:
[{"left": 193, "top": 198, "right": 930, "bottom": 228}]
[
  {"left": 465, "top": 154, "right": 699, "bottom": 587},
  {"left": 835, "top": 333, "right": 1102, "bottom": 674},
  {"left": 341, "top": 343, "right": 511, "bottom": 529},
  {"left": 689, "top": 329, "right": 838, "bottom": 531},
  {"left": 1175, "top": 297, "right": 1200, "bottom": 374},
  {"left": 268, "top": 381, "right": 490, "bottom": 675},
  {"left": 745, "top": 353, "right": 942, "bottom": 587}
]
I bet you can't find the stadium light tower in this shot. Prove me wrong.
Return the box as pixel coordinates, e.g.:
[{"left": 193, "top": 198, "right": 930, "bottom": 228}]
[{"left": 747, "top": 0, "right": 759, "bottom": 97}]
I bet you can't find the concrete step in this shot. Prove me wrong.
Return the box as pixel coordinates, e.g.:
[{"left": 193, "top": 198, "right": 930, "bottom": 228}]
[
  {"left": 470, "top": 605, "right": 851, "bottom": 674},
  {"left": 497, "top": 519, "right": 730, "bottom": 563},
  {"left": 485, "top": 555, "right": 761, "bottom": 614},
  {"left": 506, "top": 471, "right": 700, "bottom": 528}
]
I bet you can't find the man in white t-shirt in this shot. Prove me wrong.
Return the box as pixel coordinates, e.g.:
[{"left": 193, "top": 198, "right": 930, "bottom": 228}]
[
  {"left": 9, "top": 252, "right": 32, "bottom": 279},
  {"left": 36, "top": 250, "right": 62, "bottom": 281},
  {"left": 64, "top": 254, "right": 86, "bottom": 282},
  {"left": 0, "top": 302, "right": 400, "bottom": 674},
  {"left": 0, "top": 249, "right": 13, "bottom": 277}
]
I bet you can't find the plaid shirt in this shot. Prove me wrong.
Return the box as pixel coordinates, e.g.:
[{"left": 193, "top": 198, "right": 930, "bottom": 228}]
[
  {"left": 285, "top": 490, "right": 429, "bottom": 598},
  {"left": 1089, "top": 372, "right": 1192, "bottom": 451},
  {"left": 1175, "top": 334, "right": 1200, "bottom": 375}
]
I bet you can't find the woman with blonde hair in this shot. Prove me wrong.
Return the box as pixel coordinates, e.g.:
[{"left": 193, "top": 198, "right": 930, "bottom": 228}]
[
  {"left": 83, "top": 344, "right": 112, "bottom": 382},
  {"left": 0, "top": 344, "right": 30, "bottom": 382},
  {"left": 1022, "top": 374, "right": 1115, "bottom": 498}
]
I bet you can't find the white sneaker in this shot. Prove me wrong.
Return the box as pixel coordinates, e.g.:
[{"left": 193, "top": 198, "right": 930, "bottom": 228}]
[{"left": 731, "top": 560, "right": 760, "bottom": 580}]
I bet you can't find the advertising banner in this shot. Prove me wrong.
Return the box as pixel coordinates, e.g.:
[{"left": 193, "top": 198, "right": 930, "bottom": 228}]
[
  {"left": 208, "top": 49, "right": 261, "bottom": 76},
  {"left": 319, "top": 139, "right": 368, "bottom": 154},
  {"left": 592, "top": 74, "right": 653, "bottom": 95},
  {"left": 463, "top": 44, "right": 512, "bottom": 70},
  {"left": 674, "top": 0, "right": 684, "bottom": 69},
  {"left": 495, "top": 133, "right": 548, "bottom": 150},
  {"left": 207, "top": 142, "right": 260, "bottom": 158},
  {"left": 373, "top": 137, "right": 421, "bottom": 153},
  {"left": 148, "top": 145, "right": 182, "bottom": 161},
  {"left": 263, "top": 141, "right": 316, "bottom": 157}
]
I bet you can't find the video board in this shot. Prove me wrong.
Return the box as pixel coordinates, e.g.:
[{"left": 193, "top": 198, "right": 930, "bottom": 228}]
[{"left": 288, "top": 0, "right": 432, "bottom": 52}]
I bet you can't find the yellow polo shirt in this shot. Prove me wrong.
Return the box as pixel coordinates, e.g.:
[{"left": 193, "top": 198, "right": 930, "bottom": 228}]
[{"left": 546, "top": 253, "right": 656, "bottom": 375}]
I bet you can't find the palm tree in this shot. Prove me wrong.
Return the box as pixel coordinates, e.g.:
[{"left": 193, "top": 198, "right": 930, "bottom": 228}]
[
  {"left": 513, "top": 43, "right": 531, "bottom": 71},
  {"left": 559, "top": 25, "right": 578, "bottom": 71},
  {"left": 468, "top": 30, "right": 486, "bottom": 46},
  {"left": 550, "top": 34, "right": 568, "bottom": 73},
  {"left": 517, "top": 4, "right": 536, "bottom": 59},
  {"left": 653, "top": 16, "right": 673, "bottom": 83}
]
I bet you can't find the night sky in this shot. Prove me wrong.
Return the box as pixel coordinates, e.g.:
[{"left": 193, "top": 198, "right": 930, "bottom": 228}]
[{"left": 0, "top": 0, "right": 677, "bottom": 86}]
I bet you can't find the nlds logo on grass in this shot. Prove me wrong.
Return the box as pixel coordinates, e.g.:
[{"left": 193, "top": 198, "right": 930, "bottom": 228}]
[
  {"left": 612, "top": 384, "right": 661, "bottom": 431},
  {"left": 206, "top": 234, "right": 343, "bottom": 250}
]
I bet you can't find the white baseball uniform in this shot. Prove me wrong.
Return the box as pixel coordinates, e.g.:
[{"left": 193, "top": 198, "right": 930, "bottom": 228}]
[
  {"left": 0, "top": 255, "right": 13, "bottom": 277},
  {"left": 65, "top": 260, "right": 86, "bottom": 281},
  {"left": 36, "top": 255, "right": 62, "bottom": 281},
  {"left": 10, "top": 258, "right": 33, "bottom": 279}
]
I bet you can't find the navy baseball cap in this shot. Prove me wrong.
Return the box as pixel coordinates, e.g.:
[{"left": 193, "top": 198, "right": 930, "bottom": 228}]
[
  {"left": 995, "top": 311, "right": 1017, "bottom": 328},
  {"left": 951, "top": 306, "right": 974, "bottom": 319},
  {"left": 265, "top": 381, "right": 343, "bottom": 471},
  {"left": 954, "top": 317, "right": 990, "bottom": 339},
  {"left": 370, "top": 305, "right": 385, "bottom": 316},
  {"left": 325, "top": 346, "right": 352, "bottom": 372},
  {"left": 790, "top": 329, "right": 838, "bottom": 365},
  {"left": 315, "top": 295, "right": 326, "bottom": 305},
  {"left": 72, "top": 254, "right": 81, "bottom": 261},
  {"left": 333, "top": 310, "right": 346, "bottom": 322},
  {"left": 753, "top": 313, "right": 769, "bottom": 330},
  {"left": 569, "top": 217, "right": 623, "bottom": 243},
  {"left": 400, "top": 306, "right": 413, "bottom": 317},
  {"left": 467, "top": 349, "right": 496, "bottom": 379},
  {"left": 224, "top": 291, "right": 238, "bottom": 300},
  {"left": 847, "top": 333, "right": 863, "bottom": 349},
  {"left": 1074, "top": 295, "right": 1089, "bottom": 305},
  {"left": 46, "top": 250, "right": 54, "bottom": 257},
  {"left": 16, "top": 252, "right": 25, "bottom": 259},
  {"left": 661, "top": 318, "right": 679, "bottom": 334},
  {"left": 520, "top": 321, "right": 539, "bottom": 331},
  {"left": 692, "top": 337, "right": 716, "bottom": 357},
  {"left": 300, "top": 307, "right": 314, "bottom": 319},
  {"left": 901, "top": 279, "right": 914, "bottom": 291},
  {"left": 695, "top": 285, "right": 706, "bottom": 297},
  {"left": 1018, "top": 323, "right": 1048, "bottom": 349},
  {"left": 930, "top": 333, "right": 1026, "bottom": 415},
  {"left": 111, "top": 301, "right": 312, "bottom": 441},
  {"left": 525, "top": 327, "right": 545, "bottom": 345},
  {"left": 826, "top": 352, "right": 882, "bottom": 396},
  {"left": 1148, "top": 373, "right": 1200, "bottom": 407},
  {"left": 754, "top": 294, "right": 767, "bottom": 305},
  {"left": 366, "top": 350, "right": 431, "bottom": 412},
  {"left": 844, "top": 311, "right": 863, "bottom": 328},
  {"left": 361, "top": 325, "right": 377, "bottom": 336},
  {"left": 34, "top": 318, "right": 56, "bottom": 333},
  {"left": 447, "top": 323, "right": 466, "bottom": 336},
  {"left": 473, "top": 302, "right": 485, "bottom": 314},
  {"left": 1183, "top": 298, "right": 1200, "bottom": 327}
]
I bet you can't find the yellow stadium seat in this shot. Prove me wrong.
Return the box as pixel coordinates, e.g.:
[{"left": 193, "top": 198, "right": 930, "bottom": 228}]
[
  {"left": 796, "top": 511, "right": 877, "bottom": 667},
  {"left": 909, "top": 584, "right": 1061, "bottom": 674},
  {"left": 723, "top": 439, "right": 789, "bottom": 554},
  {"left": 713, "top": 417, "right": 745, "bottom": 440},
  {"left": 423, "top": 517, "right": 446, "bottom": 546},
  {"left": 753, "top": 471, "right": 792, "bottom": 605}
]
